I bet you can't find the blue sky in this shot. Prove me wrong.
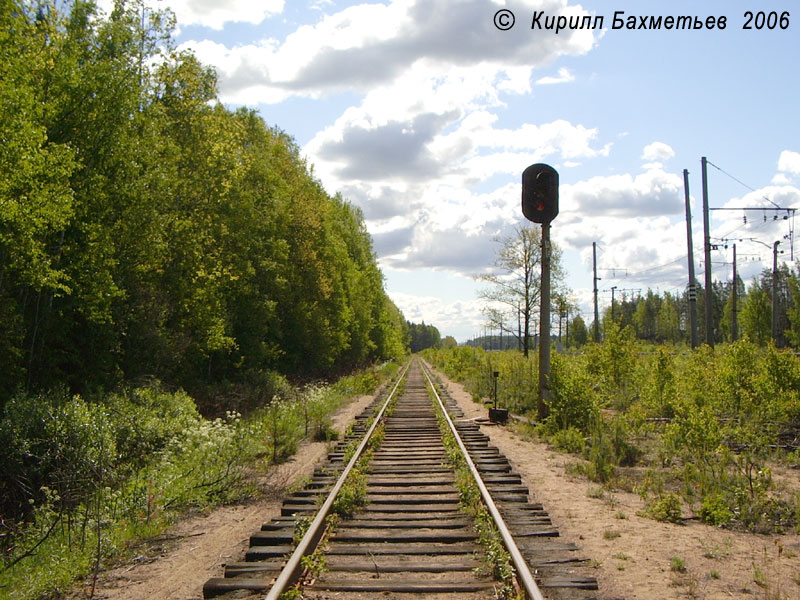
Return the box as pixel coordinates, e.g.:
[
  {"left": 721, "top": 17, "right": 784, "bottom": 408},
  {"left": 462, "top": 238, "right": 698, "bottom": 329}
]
[{"left": 113, "top": 0, "right": 800, "bottom": 341}]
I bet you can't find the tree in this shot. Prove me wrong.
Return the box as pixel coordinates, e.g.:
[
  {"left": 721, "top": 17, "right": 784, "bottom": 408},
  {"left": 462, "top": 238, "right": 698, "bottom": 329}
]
[
  {"left": 740, "top": 278, "right": 771, "bottom": 345},
  {"left": 477, "top": 225, "right": 564, "bottom": 357},
  {"left": 407, "top": 321, "right": 441, "bottom": 353},
  {"left": 655, "top": 293, "right": 681, "bottom": 343},
  {"left": 569, "top": 315, "right": 588, "bottom": 348}
]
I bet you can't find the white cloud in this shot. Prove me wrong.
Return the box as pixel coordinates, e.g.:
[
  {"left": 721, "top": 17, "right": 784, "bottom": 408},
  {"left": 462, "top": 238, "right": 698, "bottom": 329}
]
[
  {"left": 174, "top": 0, "right": 284, "bottom": 29},
  {"left": 536, "top": 67, "right": 575, "bottom": 85},
  {"left": 778, "top": 150, "right": 800, "bottom": 175},
  {"left": 388, "top": 290, "right": 487, "bottom": 341},
  {"left": 641, "top": 141, "right": 675, "bottom": 163},
  {"left": 560, "top": 167, "right": 684, "bottom": 222},
  {"left": 772, "top": 173, "right": 792, "bottom": 185},
  {"left": 181, "top": 0, "right": 598, "bottom": 104}
]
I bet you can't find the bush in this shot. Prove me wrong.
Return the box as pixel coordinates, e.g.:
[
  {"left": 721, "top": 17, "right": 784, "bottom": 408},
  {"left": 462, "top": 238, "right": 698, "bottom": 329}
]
[
  {"left": 0, "top": 390, "right": 116, "bottom": 519},
  {"left": 646, "top": 492, "right": 683, "bottom": 523},
  {"left": 550, "top": 427, "right": 586, "bottom": 454},
  {"left": 105, "top": 385, "right": 201, "bottom": 474},
  {"left": 544, "top": 353, "right": 599, "bottom": 434},
  {"left": 699, "top": 494, "right": 734, "bottom": 527}
]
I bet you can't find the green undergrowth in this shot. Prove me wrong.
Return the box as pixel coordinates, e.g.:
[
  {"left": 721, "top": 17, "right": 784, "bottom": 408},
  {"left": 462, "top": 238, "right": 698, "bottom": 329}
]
[
  {"left": 0, "top": 362, "right": 398, "bottom": 600},
  {"left": 424, "top": 337, "right": 800, "bottom": 535}
]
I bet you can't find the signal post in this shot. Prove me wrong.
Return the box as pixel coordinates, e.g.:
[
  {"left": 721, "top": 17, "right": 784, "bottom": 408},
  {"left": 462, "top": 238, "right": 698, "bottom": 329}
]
[{"left": 522, "top": 164, "right": 558, "bottom": 421}]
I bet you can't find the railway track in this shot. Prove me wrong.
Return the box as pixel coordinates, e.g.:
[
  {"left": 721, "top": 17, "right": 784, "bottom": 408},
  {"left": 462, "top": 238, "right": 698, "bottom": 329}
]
[{"left": 204, "top": 359, "right": 597, "bottom": 599}]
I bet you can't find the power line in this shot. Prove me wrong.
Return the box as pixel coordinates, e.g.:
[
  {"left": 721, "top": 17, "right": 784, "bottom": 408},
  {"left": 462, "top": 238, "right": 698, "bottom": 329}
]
[{"left": 706, "top": 159, "right": 780, "bottom": 209}]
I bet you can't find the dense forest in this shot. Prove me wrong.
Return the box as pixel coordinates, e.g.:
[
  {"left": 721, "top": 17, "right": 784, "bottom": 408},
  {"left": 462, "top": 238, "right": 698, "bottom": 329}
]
[
  {"left": 0, "top": 0, "right": 408, "bottom": 410},
  {"left": 0, "top": 3, "right": 414, "bottom": 595}
]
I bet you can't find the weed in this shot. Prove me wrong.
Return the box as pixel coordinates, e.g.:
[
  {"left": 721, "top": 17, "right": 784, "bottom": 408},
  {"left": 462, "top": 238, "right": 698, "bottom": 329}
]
[
  {"left": 550, "top": 427, "right": 586, "bottom": 454},
  {"left": 300, "top": 548, "right": 327, "bottom": 578},
  {"left": 331, "top": 468, "right": 367, "bottom": 518},
  {"left": 293, "top": 516, "right": 312, "bottom": 545},
  {"left": 700, "top": 537, "right": 732, "bottom": 560},
  {"left": 670, "top": 556, "right": 687, "bottom": 573},
  {"left": 587, "top": 487, "right": 605, "bottom": 499},
  {"left": 603, "top": 530, "right": 621, "bottom": 540},
  {"left": 428, "top": 382, "right": 519, "bottom": 600}
]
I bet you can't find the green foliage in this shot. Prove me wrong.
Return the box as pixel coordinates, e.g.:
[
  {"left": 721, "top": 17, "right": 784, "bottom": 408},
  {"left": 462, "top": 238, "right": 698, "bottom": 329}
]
[
  {"left": 645, "top": 492, "right": 683, "bottom": 523},
  {"left": 407, "top": 321, "right": 441, "bottom": 352},
  {"left": 549, "top": 427, "right": 586, "bottom": 454},
  {"left": 0, "top": 363, "right": 387, "bottom": 599},
  {"left": 640, "top": 347, "right": 676, "bottom": 418},
  {"left": 544, "top": 352, "right": 599, "bottom": 433},
  {"left": 586, "top": 322, "right": 639, "bottom": 409},
  {"left": 423, "top": 346, "right": 538, "bottom": 415},
  {"left": 0, "top": 390, "right": 117, "bottom": 517},
  {"left": 331, "top": 468, "right": 368, "bottom": 518},
  {"left": 699, "top": 494, "right": 734, "bottom": 527},
  {"left": 428, "top": 341, "right": 800, "bottom": 535},
  {"left": 670, "top": 555, "right": 687, "bottom": 573},
  {"left": 0, "top": 1, "right": 405, "bottom": 410}
]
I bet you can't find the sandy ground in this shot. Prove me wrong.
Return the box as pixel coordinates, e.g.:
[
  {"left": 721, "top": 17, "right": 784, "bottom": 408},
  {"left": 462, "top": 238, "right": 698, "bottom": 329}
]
[
  {"left": 74, "top": 392, "right": 377, "bottom": 600},
  {"left": 426, "top": 362, "right": 800, "bottom": 600},
  {"left": 73, "top": 366, "right": 800, "bottom": 600}
]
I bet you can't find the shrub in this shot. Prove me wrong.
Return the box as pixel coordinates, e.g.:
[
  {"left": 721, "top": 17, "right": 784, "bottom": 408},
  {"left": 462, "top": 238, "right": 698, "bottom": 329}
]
[
  {"left": 0, "top": 390, "right": 116, "bottom": 519},
  {"left": 699, "top": 494, "right": 734, "bottom": 527},
  {"left": 544, "top": 352, "right": 599, "bottom": 434},
  {"left": 550, "top": 427, "right": 586, "bottom": 454},
  {"left": 646, "top": 492, "right": 683, "bottom": 523},
  {"left": 640, "top": 347, "right": 676, "bottom": 418},
  {"left": 105, "top": 385, "right": 201, "bottom": 474}
]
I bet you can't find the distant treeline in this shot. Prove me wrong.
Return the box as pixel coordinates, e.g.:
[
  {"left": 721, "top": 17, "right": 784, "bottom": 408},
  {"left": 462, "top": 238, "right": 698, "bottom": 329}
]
[
  {"left": 406, "top": 321, "right": 456, "bottom": 352},
  {"left": 0, "top": 1, "right": 407, "bottom": 408},
  {"left": 592, "top": 269, "right": 800, "bottom": 347}
]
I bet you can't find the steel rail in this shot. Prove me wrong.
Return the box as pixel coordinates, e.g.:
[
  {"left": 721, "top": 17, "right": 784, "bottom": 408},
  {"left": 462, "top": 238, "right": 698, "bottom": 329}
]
[
  {"left": 420, "top": 360, "right": 546, "bottom": 600},
  {"left": 263, "top": 360, "right": 411, "bottom": 600}
]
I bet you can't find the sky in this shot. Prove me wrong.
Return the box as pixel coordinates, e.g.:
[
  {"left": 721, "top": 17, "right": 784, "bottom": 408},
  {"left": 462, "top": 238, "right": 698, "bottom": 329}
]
[{"left": 115, "top": 0, "right": 800, "bottom": 341}]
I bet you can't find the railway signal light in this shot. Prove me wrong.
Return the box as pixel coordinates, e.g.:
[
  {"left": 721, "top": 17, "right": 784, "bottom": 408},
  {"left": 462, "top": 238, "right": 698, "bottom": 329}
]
[{"left": 521, "top": 163, "right": 559, "bottom": 224}]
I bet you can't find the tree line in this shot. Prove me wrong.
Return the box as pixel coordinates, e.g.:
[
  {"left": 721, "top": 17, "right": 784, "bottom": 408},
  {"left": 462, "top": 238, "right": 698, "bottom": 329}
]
[
  {"left": 589, "top": 264, "right": 800, "bottom": 347},
  {"left": 0, "top": 0, "right": 407, "bottom": 410}
]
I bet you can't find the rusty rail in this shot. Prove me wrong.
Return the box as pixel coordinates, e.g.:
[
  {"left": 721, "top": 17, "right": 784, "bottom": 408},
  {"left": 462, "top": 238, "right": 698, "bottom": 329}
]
[
  {"left": 420, "top": 359, "right": 546, "bottom": 600},
  {"left": 263, "top": 360, "right": 411, "bottom": 600}
]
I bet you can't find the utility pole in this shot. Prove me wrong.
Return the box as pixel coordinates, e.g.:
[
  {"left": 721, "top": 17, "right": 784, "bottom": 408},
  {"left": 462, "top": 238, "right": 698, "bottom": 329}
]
[
  {"left": 701, "top": 157, "right": 714, "bottom": 347},
  {"left": 773, "top": 241, "right": 781, "bottom": 346},
  {"left": 731, "top": 243, "right": 738, "bottom": 342},
  {"left": 592, "top": 241, "right": 600, "bottom": 342},
  {"left": 610, "top": 286, "right": 617, "bottom": 322},
  {"left": 683, "top": 169, "right": 700, "bottom": 348}
]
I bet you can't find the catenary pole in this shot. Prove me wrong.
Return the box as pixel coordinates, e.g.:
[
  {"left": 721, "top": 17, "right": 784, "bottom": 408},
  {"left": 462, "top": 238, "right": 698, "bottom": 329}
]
[
  {"left": 773, "top": 241, "right": 781, "bottom": 346},
  {"left": 683, "top": 169, "right": 700, "bottom": 348},
  {"left": 701, "top": 157, "right": 714, "bottom": 347},
  {"left": 731, "top": 243, "right": 738, "bottom": 342},
  {"left": 592, "top": 241, "right": 600, "bottom": 342}
]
